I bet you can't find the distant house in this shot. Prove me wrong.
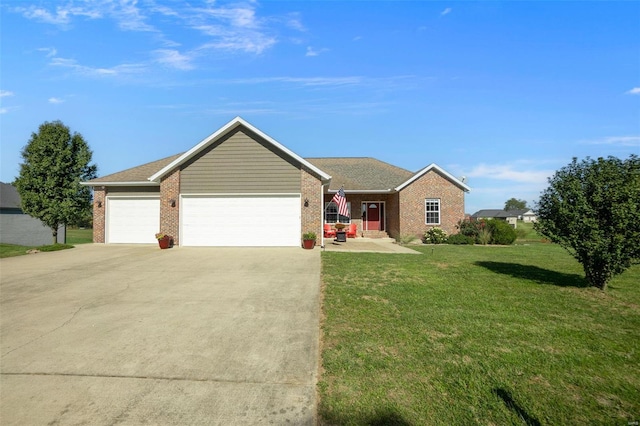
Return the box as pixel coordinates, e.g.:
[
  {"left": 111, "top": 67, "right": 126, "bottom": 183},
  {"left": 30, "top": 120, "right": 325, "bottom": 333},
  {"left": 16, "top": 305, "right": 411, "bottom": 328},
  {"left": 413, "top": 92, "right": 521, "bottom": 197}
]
[
  {"left": 0, "top": 182, "right": 65, "bottom": 246},
  {"left": 471, "top": 208, "right": 537, "bottom": 228}
]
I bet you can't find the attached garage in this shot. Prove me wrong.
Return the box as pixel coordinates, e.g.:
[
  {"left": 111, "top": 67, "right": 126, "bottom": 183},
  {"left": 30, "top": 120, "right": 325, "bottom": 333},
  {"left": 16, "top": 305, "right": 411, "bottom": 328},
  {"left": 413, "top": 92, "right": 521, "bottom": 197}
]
[
  {"left": 181, "top": 195, "right": 301, "bottom": 247},
  {"left": 106, "top": 197, "right": 160, "bottom": 244}
]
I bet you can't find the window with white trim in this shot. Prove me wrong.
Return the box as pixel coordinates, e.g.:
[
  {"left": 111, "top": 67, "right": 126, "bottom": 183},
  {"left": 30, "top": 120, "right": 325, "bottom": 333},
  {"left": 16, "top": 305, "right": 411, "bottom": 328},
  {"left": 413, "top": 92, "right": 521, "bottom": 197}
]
[
  {"left": 425, "top": 198, "right": 440, "bottom": 225},
  {"left": 325, "top": 202, "right": 351, "bottom": 224}
]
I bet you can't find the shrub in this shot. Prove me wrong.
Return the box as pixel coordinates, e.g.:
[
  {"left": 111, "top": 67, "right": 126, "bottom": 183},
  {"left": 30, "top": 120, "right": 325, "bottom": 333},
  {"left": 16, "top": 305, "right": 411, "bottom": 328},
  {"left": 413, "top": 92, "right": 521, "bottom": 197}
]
[
  {"left": 486, "top": 219, "right": 517, "bottom": 245},
  {"left": 423, "top": 227, "right": 447, "bottom": 244},
  {"left": 477, "top": 228, "right": 492, "bottom": 245},
  {"left": 447, "top": 234, "right": 475, "bottom": 245},
  {"left": 397, "top": 233, "right": 418, "bottom": 244},
  {"left": 456, "top": 218, "right": 481, "bottom": 239}
]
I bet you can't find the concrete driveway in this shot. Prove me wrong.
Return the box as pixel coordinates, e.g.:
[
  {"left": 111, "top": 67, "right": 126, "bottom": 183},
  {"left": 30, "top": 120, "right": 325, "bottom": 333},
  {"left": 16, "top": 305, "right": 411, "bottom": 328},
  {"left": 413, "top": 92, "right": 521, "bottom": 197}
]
[{"left": 0, "top": 244, "right": 321, "bottom": 425}]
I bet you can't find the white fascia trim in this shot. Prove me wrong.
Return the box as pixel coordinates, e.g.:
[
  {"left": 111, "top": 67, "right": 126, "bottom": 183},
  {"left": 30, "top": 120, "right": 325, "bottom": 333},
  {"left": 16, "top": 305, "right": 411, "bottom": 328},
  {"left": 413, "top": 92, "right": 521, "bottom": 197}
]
[
  {"left": 148, "top": 116, "right": 332, "bottom": 183},
  {"left": 81, "top": 181, "right": 159, "bottom": 187},
  {"left": 395, "top": 163, "right": 471, "bottom": 192},
  {"left": 327, "top": 189, "right": 394, "bottom": 193}
]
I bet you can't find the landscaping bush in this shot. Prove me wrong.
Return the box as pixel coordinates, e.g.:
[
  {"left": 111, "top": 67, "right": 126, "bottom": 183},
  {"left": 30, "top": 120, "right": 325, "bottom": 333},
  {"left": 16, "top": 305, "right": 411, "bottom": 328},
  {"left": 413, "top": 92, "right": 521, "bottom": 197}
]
[
  {"left": 486, "top": 219, "right": 517, "bottom": 245},
  {"left": 423, "top": 227, "right": 447, "bottom": 244},
  {"left": 446, "top": 233, "right": 475, "bottom": 245},
  {"left": 456, "top": 218, "right": 481, "bottom": 240}
]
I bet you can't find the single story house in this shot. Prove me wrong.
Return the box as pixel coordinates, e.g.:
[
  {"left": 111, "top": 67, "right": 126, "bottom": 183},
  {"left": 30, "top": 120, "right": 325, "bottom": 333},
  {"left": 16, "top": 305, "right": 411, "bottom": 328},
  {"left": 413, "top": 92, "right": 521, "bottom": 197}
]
[
  {"left": 0, "top": 182, "right": 66, "bottom": 246},
  {"left": 83, "top": 117, "right": 470, "bottom": 247},
  {"left": 471, "top": 208, "right": 537, "bottom": 228}
]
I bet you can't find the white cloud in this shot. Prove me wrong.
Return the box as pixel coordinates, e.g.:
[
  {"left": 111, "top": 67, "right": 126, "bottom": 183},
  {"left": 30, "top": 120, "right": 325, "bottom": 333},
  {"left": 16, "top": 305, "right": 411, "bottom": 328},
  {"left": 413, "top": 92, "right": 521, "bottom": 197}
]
[
  {"left": 441, "top": 8, "right": 452, "bottom": 16},
  {"left": 0, "top": 90, "right": 14, "bottom": 98},
  {"left": 48, "top": 97, "right": 64, "bottom": 104},
  {"left": 306, "top": 46, "right": 329, "bottom": 57},
  {"left": 153, "top": 49, "right": 194, "bottom": 70},
  {"left": 582, "top": 135, "right": 640, "bottom": 147},
  {"left": 37, "top": 47, "right": 58, "bottom": 57},
  {"left": 626, "top": 87, "right": 640, "bottom": 95},
  {"left": 16, "top": 4, "right": 101, "bottom": 25},
  {"left": 466, "top": 163, "right": 553, "bottom": 184},
  {"left": 50, "top": 57, "right": 146, "bottom": 78}
]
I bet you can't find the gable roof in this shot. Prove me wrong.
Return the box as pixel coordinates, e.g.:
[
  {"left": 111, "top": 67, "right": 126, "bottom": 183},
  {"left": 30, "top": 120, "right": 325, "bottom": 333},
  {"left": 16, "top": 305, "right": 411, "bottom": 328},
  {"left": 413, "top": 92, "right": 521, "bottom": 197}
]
[
  {"left": 471, "top": 209, "right": 531, "bottom": 219},
  {"left": 395, "top": 163, "right": 470, "bottom": 192},
  {"left": 149, "top": 117, "right": 331, "bottom": 183},
  {"left": 0, "top": 182, "right": 22, "bottom": 209},
  {"left": 305, "top": 157, "right": 413, "bottom": 191},
  {"left": 85, "top": 153, "right": 183, "bottom": 186}
]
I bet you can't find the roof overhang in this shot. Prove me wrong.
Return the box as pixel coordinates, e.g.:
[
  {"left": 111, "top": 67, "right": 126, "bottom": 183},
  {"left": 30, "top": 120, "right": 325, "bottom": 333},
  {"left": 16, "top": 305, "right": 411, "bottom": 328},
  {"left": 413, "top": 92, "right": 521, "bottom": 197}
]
[
  {"left": 327, "top": 189, "right": 395, "bottom": 193},
  {"left": 81, "top": 181, "right": 159, "bottom": 187},
  {"left": 148, "top": 116, "right": 332, "bottom": 183},
  {"left": 395, "top": 163, "right": 471, "bottom": 192}
]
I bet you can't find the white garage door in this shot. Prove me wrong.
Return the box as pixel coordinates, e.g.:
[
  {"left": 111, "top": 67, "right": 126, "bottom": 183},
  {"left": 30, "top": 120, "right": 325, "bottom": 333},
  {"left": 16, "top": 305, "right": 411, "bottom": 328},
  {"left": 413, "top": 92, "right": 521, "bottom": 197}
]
[
  {"left": 107, "top": 197, "right": 160, "bottom": 244},
  {"left": 181, "top": 195, "right": 301, "bottom": 247}
]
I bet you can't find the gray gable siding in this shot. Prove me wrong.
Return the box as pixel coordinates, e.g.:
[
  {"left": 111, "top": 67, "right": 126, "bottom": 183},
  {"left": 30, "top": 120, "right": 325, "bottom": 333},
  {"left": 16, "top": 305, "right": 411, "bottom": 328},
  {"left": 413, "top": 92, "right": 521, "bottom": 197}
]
[{"left": 180, "top": 129, "right": 301, "bottom": 194}]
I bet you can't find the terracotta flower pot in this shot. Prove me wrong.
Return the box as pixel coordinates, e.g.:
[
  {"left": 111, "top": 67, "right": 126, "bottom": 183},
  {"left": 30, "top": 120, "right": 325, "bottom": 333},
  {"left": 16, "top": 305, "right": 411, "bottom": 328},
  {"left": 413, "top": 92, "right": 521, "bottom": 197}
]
[
  {"left": 158, "top": 236, "right": 171, "bottom": 249},
  {"left": 302, "top": 239, "right": 315, "bottom": 249}
]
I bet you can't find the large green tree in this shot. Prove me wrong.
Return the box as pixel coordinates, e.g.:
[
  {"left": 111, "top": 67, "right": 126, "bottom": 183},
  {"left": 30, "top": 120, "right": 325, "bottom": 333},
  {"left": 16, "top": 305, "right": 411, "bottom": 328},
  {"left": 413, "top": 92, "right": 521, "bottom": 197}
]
[
  {"left": 504, "top": 197, "right": 528, "bottom": 211},
  {"left": 14, "top": 121, "right": 98, "bottom": 244},
  {"left": 535, "top": 155, "right": 640, "bottom": 290}
]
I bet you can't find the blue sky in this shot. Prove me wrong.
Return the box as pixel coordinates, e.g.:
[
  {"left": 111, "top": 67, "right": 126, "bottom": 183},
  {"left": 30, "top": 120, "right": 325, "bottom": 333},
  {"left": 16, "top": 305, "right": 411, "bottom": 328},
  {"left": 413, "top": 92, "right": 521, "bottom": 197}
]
[{"left": 1, "top": 1, "right": 638, "bottom": 214}]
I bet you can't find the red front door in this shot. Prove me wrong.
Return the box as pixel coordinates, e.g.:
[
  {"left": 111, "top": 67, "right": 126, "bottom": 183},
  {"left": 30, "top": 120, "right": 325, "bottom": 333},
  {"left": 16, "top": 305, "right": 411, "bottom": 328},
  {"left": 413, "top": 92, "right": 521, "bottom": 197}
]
[{"left": 363, "top": 202, "right": 384, "bottom": 231}]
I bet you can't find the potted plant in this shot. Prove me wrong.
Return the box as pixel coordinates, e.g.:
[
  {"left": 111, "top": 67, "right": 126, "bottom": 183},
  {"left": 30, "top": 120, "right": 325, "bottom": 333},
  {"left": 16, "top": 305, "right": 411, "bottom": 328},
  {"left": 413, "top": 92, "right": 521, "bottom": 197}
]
[
  {"left": 302, "top": 231, "right": 317, "bottom": 249},
  {"left": 155, "top": 232, "right": 172, "bottom": 249}
]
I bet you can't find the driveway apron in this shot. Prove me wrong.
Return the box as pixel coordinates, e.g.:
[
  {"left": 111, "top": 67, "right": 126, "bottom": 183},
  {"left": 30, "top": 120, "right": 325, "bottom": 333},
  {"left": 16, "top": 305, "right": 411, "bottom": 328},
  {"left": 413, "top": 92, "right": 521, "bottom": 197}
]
[{"left": 0, "top": 244, "right": 321, "bottom": 425}]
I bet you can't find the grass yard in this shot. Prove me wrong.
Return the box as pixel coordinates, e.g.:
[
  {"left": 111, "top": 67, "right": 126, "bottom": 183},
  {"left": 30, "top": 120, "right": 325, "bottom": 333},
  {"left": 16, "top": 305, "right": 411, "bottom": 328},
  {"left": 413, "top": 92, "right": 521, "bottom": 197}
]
[
  {"left": 66, "top": 227, "right": 93, "bottom": 244},
  {"left": 0, "top": 243, "right": 74, "bottom": 258},
  {"left": 319, "top": 244, "right": 639, "bottom": 425}
]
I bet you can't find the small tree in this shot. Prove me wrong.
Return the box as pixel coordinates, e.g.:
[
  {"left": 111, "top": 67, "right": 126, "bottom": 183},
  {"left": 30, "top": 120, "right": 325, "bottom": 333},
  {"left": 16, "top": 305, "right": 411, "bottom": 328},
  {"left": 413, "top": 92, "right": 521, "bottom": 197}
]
[
  {"left": 14, "top": 121, "right": 98, "bottom": 244},
  {"left": 535, "top": 155, "right": 640, "bottom": 290},
  {"left": 504, "top": 197, "right": 528, "bottom": 211}
]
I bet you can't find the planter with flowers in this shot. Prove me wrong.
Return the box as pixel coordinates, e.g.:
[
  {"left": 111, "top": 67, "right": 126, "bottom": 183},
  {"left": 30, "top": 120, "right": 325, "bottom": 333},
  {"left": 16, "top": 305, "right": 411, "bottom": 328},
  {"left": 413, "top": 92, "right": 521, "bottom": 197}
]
[
  {"left": 155, "top": 233, "right": 173, "bottom": 249},
  {"left": 302, "top": 232, "right": 316, "bottom": 249}
]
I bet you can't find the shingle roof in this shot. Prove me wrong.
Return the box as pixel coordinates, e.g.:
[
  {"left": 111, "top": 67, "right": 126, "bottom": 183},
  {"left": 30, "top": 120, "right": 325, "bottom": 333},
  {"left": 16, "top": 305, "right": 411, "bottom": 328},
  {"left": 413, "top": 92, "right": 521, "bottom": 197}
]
[
  {"left": 0, "top": 182, "right": 22, "bottom": 209},
  {"left": 305, "top": 157, "right": 413, "bottom": 191},
  {"left": 472, "top": 209, "right": 530, "bottom": 218},
  {"left": 86, "top": 153, "right": 183, "bottom": 185}
]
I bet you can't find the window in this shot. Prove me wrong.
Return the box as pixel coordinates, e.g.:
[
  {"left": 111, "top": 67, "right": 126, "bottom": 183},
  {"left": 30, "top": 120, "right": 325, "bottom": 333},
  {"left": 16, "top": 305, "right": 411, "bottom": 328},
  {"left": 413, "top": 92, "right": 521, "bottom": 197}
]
[
  {"left": 425, "top": 198, "right": 440, "bottom": 225},
  {"left": 325, "top": 202, "right": 351, "bottom": 224}
]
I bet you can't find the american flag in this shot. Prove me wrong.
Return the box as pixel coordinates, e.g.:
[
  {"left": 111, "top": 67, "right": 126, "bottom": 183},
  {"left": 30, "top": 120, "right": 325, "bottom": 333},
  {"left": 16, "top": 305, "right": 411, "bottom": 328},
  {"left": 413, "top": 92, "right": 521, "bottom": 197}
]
[{"left": 331, "top": 186, "right": 350, "bottom": 218}]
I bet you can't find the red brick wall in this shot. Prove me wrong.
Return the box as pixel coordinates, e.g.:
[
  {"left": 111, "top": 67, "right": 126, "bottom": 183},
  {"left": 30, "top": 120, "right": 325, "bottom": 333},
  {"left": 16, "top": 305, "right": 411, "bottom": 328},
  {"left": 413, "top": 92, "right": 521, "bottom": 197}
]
[
  {"left": 398, "top": 170, "right": 465, "bottom": 237},
  {"left": 160, "top": 168, "right": 180, "bottom": 245},
  {"left": 92, "top": 187, "right": 106, "bottom": 243},
  {"left": 301, "top": 167, "right": 323, "bottom": 244}
]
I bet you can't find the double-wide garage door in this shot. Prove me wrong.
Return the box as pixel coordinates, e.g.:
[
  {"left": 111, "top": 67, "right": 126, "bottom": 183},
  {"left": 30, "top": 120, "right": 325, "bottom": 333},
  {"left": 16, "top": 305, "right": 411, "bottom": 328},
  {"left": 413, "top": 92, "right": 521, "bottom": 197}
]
[
  {"left": 106, "top": 197, "right": 160, "bottom": 244},
  {"left": 181, "top": 195, "right": 301, "bottom": 247}
]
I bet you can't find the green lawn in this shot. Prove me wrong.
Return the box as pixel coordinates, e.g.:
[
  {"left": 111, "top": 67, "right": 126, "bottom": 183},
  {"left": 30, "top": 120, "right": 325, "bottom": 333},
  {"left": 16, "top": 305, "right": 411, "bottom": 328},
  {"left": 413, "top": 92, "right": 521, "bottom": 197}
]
[
  {"left": 319, "top": 244, "right": 639, "bottom": 425},
  {"left": 0, "top": 243, "right": 74, "bottom": 258},
  {"left": 66, "top": 227, "right": 93, "bottom": 244}
]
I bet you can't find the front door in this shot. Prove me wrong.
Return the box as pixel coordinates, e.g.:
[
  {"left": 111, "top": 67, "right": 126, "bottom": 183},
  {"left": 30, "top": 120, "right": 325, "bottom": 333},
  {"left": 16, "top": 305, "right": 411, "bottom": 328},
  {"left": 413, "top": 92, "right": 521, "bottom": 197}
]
[{"left": 362, "top": 202, "right": 384, "bottom": 231}]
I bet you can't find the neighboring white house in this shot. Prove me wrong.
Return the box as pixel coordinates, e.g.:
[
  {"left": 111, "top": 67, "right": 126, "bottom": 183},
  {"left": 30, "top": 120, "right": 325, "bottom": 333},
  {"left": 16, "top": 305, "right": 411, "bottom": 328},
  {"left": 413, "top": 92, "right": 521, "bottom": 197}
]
[
  {"left": 471, "top": 209, "right": 537, "bottom": 228},
  {"left": 0, "top": 182, "right": 65, "bottom": 246}
]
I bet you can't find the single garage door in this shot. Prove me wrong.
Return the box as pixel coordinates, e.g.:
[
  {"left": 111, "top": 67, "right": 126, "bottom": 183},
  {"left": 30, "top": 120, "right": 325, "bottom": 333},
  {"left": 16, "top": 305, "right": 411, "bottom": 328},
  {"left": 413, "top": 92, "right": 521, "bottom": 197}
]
[
  {"left": 106, "top": 197, "right": 160, "bottom": 244},
  {"left": 181, "top": 195, "right": 301, "bottom": 246}
]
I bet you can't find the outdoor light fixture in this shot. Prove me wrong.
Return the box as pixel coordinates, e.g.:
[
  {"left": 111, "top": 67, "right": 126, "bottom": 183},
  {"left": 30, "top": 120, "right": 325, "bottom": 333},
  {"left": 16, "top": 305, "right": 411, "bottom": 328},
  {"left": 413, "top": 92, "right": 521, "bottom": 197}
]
[
  {"left": 169, "top": 199, "right": 176, "bottom": 207},
  {"left": 304, "top": 198, "right": 309, "bottom": 207}
]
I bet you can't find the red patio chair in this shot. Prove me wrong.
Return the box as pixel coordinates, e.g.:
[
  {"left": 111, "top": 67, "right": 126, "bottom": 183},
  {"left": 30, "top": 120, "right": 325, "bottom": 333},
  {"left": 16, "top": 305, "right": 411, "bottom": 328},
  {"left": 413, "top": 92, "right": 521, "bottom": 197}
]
[
  {"left": 346, "top": 223, "right": 357, "bottom": 238},
  {"left": 324, "top": 224, "right": 336, "bottom": 238}
]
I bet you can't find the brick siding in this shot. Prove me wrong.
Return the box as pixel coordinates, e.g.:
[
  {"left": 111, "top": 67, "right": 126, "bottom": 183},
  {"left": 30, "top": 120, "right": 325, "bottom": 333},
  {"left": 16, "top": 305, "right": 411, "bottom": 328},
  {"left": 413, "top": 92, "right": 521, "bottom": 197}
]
[
  {"left": 93, "top": 187, "right": 106, "bottom": 243},
  {"left": 301, "top": 167, "right": 323, "bottom": 244},
  {"left": 159, "top": 168, "right": 180, "bottom": 245},
  {"left": 398, "top": 170, "right": 465, "bottom": 237}
]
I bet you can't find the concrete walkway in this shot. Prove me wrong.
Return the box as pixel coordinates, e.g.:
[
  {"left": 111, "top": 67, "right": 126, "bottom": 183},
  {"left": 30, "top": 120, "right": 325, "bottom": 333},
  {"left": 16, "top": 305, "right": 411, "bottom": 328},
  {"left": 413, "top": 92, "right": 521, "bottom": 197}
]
[
  {"left": 0, "top": 244, "right": 321, "bottom": 425},
  {"left": 321, "top": 237, "right": 421, "bottom": 254}
]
